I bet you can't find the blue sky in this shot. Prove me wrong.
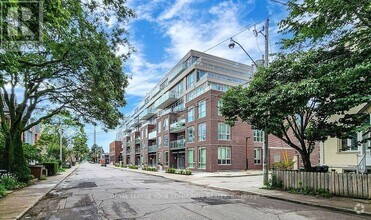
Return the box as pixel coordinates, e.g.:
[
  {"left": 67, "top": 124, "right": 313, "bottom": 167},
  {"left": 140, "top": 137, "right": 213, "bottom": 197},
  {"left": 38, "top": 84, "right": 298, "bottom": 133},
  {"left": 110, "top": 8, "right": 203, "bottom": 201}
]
[{"left": 86, "top": 0, "right": 288, "bottom": 152}]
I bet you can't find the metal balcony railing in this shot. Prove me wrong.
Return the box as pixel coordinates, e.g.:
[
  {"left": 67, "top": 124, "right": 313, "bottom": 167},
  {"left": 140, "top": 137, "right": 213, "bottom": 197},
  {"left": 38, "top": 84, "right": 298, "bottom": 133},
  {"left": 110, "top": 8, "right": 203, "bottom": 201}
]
[
  {"left": 170, "top": 139, "right": 185, "bottom": 150},
  {"left": 149, "top": 145, "right": 157, "bottom": 153},
  {"left": 170, "top": 119, "right": 186, "bottom": 133},
  {"left": 148, "top": 130, "right": 157, "bottom": 140}
]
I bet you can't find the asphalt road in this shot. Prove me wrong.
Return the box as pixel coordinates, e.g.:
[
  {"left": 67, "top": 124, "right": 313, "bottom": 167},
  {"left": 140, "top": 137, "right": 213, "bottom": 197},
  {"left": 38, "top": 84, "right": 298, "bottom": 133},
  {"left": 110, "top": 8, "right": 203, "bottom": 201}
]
[{"left": 22, "top": 163, "right": 367, "bottom": 220}]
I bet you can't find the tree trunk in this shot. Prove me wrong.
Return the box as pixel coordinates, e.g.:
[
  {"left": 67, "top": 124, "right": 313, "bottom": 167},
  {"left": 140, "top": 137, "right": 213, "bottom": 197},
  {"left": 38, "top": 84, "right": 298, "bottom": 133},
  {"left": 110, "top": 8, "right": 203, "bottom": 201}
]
[
  {"left": 300, "top": 151, "right": 312, "bottom": 171},
  {"left": 1, "top": 130, "right": 31, "bottom": 182}
]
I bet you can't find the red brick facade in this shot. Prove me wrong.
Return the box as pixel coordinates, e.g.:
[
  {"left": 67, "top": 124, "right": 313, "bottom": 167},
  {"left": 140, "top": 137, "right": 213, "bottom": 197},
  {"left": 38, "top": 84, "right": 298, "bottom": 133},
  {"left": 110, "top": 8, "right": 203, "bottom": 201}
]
[{"left": 109, "top": 141, "right": 123, "bottom": 164}]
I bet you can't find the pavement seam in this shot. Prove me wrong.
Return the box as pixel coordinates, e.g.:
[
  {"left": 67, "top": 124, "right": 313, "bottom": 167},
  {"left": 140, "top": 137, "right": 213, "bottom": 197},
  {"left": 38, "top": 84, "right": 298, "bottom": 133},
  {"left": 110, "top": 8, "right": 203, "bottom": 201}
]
[
  {"left": 16, "top": 165, "right": 79, "bottom": 220},
  {"left": 109, "top": 166, "right": 371, "bottom": 217}
]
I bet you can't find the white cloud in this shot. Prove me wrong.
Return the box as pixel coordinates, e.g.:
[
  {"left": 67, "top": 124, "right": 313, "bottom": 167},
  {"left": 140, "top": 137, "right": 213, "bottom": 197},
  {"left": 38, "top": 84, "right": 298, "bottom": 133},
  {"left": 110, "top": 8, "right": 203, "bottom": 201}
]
[{"left": 158, "top": 0, "right": 194, "bottom": 21}]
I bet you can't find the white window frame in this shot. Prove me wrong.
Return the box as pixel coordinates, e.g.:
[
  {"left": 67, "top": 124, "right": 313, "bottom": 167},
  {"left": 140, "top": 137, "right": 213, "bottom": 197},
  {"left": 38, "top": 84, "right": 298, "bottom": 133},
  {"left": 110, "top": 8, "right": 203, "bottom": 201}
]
[
  {"left": 198, "top": 147, "right": 206, "bottom": 169},
  {"left": 198, "top": 123, "right": 206, "bottom": 141},
  {"left": 187, "top": 107, "right": 195, "bottom": 122},
  {"left": 198, "top": 100, "right": 206, "bottom": 118},
  {"left": 187, "top": 126, "right": 195, "bottom": 143},
  {"left": 164, "top": 151, "right": 169, "bottom": 166},
  {"left": 254, "top": 148, "right": 262, "bottom": 165},
  {"left": 218, "top": 122, "right": 231, "bottom": 140},
  {"left": 218, "top": 146, "right": 231, "bottom": 165},
  {"left": 187, "top": 149, "right": 194, "bottom": 168},
  {"left": 253, "top": 129, "right": 264, "bottom": 142},
  {"left": 217, "top": 99, "right": 223, "bottom": 116}
]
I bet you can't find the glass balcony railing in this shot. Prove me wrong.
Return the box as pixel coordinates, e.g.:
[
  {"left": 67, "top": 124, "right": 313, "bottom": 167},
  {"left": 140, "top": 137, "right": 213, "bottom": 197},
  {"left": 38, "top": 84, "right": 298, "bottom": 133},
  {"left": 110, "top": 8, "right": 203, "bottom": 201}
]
[
  {"left": 170, "top": 119, "right": 186, "bottom": 133},
  {"left": 170, "top": 139, "right": 185, "bottom": 150},
  {"left": 149, "top": 145, "right": 157, "bottom": 153},
  {"left": 139, "top": 108, "right": 156, "bottom": 120},
  {"left": 135, "top": 138, "right": 140, "bottom": 144},
  {"left": 126, "top": 147, "right": 130, "bottom": 154},
  {"left": 135, "top": 148, "right": 140, "bottom": 153},
  {"left": 155, "top": 91, "right": 180, "bottom": 109},
  {"left": 148, "top": 130, "right": 157, "bottom": 140}
]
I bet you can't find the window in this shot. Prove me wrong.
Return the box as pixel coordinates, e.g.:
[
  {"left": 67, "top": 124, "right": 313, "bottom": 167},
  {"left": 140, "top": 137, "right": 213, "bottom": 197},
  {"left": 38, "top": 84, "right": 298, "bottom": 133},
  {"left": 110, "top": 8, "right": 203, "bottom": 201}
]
[
  {"left": 187, "top": 107, "right": 195, "bottom": 122},
  {"left": 218, "top": 146, "right": 231, "bottom": 165},
  {"left": 218, "top": 122, "right": 231, "bottom": 140},
  {"left": 164, "top": 134, "right": 169, "bottom": 147},
  {"left": 186, "top": 72, "right": 194, "bottom": 90},
  {"left": 340, "top": 133, "right": 359, "bottom": 151},
  {"left": 187, "top": 126, "right": 195, "bottom": 142},
  {"left": 157, "top": 152, "right": 162, "bottom": 165},
  {"left": 254, "top": 129, "right": 264, "bottom": 142},
  {"left": 217, "top": 99, "right": 223, "bottom": 116},
  {"left": 164, "top": 151, "right": 169, "bottom": 166},
  {"left": 198, "top": 123, "right": 206, "bottom": 141},
  {"left": 164, "top": 118, "right": 168, "bottom": 131},
  {"left": 254, "top": 148, "right": 262, "bottom": 165},
  {"left": 145, "top": 128, "right": 148, "bottom": 138},
  {"left": 274, "top": 155, "right": 281, "bottom": 163},
  {"left": 157, "top": 136, "right": 162, "bottom": 148},
  {"left": 198, "top": 147, "right": 206, "bottom": 169},
  {"left": 197, "top": 70, "right": 207, "bottom": 81},
  {"left": 198, "top": 100, "right": 206, "bottom": 118},
  {"left": 158, "top": 121, "right": 162, "bottom": 133},
  {"left": 187, "top": 149, "right": 194, "bottom": 168}
]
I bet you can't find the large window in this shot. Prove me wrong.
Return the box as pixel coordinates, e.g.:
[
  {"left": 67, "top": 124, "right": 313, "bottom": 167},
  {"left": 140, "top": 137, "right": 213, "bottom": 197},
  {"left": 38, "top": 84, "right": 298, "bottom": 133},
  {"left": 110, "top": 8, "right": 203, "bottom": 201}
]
[
  {"left": 218, "top": 122, "right": 231, "bottom": 140},
  {"left": 340, "top": 133, "right": 359, "bottom": 152},
  {"left": 164, "top": 151, "right": 169, "bottom": 166},
  {"left": 157, "top": 136, "right": 162, "bottom": 148},
  {"left": 254, "top": 129, "right": 264, "bottom": 142},
  {"left": 254, "top": 148, "right": 262, "bottom": 165},
  {"left": 197, "top": 70, "right": 207, "bottom": 81},
  {"left": 198, "top": 147, "right": 206, "bottom": 169},
  {"left": 217, "top": 99, "right": 223, "bottom": 116},
  {"left": 198, "top": 123, "right": 206, "bottom": 141},
  {"left": 218, "top": 146, "right": 231, "bottom": 165},
  {"left": 187, "top": 149, "right": 194, "bottom": 168},
  {"left": 164, "top": 118, "right": 169, "bottom": 131},
  {"left": 187, "top": 107, "right": 195, "bottom": 122},
  {"left": 186, "top": 72, "right": 194, "bottom": 90},
  {"left": 164, "top": 134, "right": 169, "bottom": 147},
  {"left": 187, "top": 126, "right": 195, "bottom": 142},
  {"left": 198, "top": 100, "right": 206, "bottom": 118},
  {"left": 158, "top": 121, "right": 162, "bottom": 133}
]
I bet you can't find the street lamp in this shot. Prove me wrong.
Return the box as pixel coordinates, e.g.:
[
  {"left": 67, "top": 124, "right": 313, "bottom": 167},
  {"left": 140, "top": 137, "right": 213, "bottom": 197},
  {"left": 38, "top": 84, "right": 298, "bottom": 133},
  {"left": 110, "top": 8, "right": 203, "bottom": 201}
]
[
  {"left": 228, "top": 38, "right": 258, "bottom": 67},
  {"left": 228, "top": 32, "right": 270, "bottom": 185}
]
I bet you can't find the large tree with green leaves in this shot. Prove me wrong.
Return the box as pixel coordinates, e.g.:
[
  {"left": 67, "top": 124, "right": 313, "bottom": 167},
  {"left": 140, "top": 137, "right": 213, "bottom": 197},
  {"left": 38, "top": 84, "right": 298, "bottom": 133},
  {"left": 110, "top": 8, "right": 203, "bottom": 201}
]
[
  {"left": 221, "top": 0, "right": 370, "bottom": 171},
  {"left": 72, "top": 128, "right": 89, "bottom": 162},
  {"left": 0, "top": 0, "right": 135, "bottom": 181}
]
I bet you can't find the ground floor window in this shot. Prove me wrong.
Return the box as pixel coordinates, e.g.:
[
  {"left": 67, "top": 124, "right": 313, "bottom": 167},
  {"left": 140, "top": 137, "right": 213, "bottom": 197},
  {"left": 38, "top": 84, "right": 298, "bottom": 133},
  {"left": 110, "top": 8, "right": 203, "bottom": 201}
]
[
  {"left": 187, "top": 149, "right": 194, "bottom": 168},
  {"left": 254, "top": 148, "right": 262, "bottom": 165},
  {"left": 340, "top": 133, "right": 359, "bottom": 152},
  {"left": 157, "top": 152, "right": 162, "bottom": 165},
  {"left": 198, "top": 147, "right": 206, "bottom": 169},
  {"left": 164, "top": 151, "right": 169, "bottom": 166},
  {"left": 218, "top": 146, "right": 231, "bottom": 165}
]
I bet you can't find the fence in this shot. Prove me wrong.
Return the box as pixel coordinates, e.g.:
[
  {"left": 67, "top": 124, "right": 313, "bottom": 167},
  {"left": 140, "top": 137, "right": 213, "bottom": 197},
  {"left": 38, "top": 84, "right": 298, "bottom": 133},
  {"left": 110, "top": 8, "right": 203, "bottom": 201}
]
[{"left": 273, "top": 170, "right": 371, "bottom": 199}]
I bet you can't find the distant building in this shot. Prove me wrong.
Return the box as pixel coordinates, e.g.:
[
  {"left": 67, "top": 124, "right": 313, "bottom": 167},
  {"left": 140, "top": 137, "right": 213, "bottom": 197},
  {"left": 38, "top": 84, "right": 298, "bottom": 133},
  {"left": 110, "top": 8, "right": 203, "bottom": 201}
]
[{"left": 109, "top": 141, "right": 123, "bottom": 164}]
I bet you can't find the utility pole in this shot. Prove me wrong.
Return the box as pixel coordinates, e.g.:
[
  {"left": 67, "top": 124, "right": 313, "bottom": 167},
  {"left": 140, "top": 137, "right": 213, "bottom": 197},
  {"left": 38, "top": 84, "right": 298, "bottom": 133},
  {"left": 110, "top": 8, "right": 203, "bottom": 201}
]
[
  {"left": 263, "top": 18, "right": 269, "bottom": 185},
  {"left": 59, "top": 122, "right": 63, "bottom": 162}
]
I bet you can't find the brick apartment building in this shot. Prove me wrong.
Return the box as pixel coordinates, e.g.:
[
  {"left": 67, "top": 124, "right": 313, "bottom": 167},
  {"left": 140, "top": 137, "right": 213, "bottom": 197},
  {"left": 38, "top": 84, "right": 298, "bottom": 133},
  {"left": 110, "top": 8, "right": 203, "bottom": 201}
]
[
  {"left": 118, "top": 50, "right": 319, "bottom": 172},
  {"left": 109, "top": 141, "right": 123, "bottom": 164}
]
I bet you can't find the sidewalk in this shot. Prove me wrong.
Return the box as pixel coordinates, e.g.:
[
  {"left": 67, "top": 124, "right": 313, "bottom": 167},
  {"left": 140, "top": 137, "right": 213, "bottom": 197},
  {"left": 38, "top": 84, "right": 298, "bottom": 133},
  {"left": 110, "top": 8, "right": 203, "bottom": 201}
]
[
  {"left": 110, "top": 165, "right": 371, "bottom": 216},
  {"left": 0, "top": 165, "right": 79, "bottom": 219}
]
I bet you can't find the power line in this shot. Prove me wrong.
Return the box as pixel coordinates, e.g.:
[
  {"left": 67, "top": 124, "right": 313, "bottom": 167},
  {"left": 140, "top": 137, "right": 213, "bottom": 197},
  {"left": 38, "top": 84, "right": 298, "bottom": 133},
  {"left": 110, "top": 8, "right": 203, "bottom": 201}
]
[{"left": 126, "top": 6, "right": 284, "bottom": 90}]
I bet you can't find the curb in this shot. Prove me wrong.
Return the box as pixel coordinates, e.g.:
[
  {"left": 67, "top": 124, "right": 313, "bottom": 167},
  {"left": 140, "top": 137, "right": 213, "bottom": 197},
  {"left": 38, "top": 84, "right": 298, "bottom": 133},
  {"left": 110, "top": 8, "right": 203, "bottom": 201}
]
[
  {"left": 16, "top": 165, "right": 79, "bottom": 220},
  {"left": 110, "top": 166, "right": 371, "bottom": 217}
]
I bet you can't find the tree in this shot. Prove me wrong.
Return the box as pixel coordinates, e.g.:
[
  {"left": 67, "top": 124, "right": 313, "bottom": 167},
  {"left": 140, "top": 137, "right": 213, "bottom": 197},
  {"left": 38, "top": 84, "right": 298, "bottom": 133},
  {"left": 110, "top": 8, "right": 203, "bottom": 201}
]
[
  {"left": 72, "top": 129, "right": 89, "bottom": 162},
  {"left": 89, "top": 144, "right": 103, "bottom": 163},
  {"left": 221, "top": 0, "right": 370, "bottom": 171},
  {"left": 0, "top": 0, "right": 135, "bottom": 181}
]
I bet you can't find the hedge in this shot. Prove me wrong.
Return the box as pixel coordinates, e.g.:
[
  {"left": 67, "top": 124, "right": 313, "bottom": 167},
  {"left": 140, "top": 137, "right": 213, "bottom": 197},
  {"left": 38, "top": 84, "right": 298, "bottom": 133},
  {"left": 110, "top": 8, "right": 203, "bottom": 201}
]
[{"left": 43, "top": 162, "right": 59, "bottom": 176}]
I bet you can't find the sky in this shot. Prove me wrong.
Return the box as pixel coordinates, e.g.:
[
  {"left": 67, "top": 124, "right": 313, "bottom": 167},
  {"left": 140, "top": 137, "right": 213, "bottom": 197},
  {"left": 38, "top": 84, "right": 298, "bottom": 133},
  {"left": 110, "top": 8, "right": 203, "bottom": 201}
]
[{"left": 86, "top": 0, "right": 289, "bottom": 152}]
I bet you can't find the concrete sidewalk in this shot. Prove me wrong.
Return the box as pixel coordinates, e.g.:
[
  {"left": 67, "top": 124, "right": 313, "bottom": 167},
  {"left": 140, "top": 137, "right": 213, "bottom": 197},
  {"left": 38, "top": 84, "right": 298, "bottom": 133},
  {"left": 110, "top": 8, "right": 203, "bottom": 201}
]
[
  {"left": 0, "top": 165, "right": 79, "bottom": 219},
  {"left": 110, "top": 165, "right": 371, "bottom": 216}
]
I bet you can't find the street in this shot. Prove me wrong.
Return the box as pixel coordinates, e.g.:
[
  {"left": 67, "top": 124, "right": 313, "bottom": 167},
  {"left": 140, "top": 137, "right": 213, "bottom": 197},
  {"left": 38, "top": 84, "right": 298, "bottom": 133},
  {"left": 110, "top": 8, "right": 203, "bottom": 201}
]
[{"left": 22, "top": 163, "right": 367, "bottom": 220}]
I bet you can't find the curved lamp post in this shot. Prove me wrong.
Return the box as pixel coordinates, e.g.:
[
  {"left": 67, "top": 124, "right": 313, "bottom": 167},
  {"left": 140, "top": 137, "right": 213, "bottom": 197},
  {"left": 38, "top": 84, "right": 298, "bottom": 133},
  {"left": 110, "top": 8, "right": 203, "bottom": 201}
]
[{"left": 228, "top": 38, "right": 258, "bottom": 67}]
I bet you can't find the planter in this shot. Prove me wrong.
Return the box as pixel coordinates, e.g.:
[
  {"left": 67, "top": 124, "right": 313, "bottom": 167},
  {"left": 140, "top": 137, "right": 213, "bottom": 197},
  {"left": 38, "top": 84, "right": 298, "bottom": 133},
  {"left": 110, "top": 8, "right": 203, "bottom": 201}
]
[{"left": 29, "top": 165, "right": 44, "bottom": 179}]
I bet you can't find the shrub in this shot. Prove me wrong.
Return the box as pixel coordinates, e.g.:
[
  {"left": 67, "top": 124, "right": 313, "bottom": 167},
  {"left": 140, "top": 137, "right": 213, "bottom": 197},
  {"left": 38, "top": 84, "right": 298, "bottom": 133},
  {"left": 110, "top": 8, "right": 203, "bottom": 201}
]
[
  {"left": 0, "top": 175, "right": 27, "bottom": 190},
  {"left": 128, "top": 165, "right": 138, "bottom": 169},
  {"left": 263, "top": 174, "right": 283, "bottom": 189},
  {"left": 143, "top": 167, "right": 157, "bottom": 172},
  {"left": 272, "top": 160, "right": 295, "bottom": 171},
  {"left": 120, "top": 164, "right": 127, "bottom": 168},
  {"left": 114, "top": 163, "right": 120, "bottom": 167},
  {"left": 58, "top": 167, "right": 66, "bottom": 173},
  {"left": 40, "top": 175, "right": 47, "bottom": 180},
  {"left": 43, "top": 162, "right": 59, "bottom": 176},
  {"left": 166, "top": 168, "right": 176, "bottom": 173},
  {"left": 0, "top": 184, "right": 6, "bottom": 198}
]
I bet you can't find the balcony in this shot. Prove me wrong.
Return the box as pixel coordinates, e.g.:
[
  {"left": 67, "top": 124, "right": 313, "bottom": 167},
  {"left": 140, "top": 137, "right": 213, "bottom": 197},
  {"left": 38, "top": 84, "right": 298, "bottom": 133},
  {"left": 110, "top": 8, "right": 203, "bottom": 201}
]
[
  {"left": 131, "top": 118, "right": 141, "bottom": 127},
  {"left": 139, "top": 108, "right": 156, "bottom": 120},
  {"left": 170, "top": 139, "right": 185, "bottom": 150},
  {"left": 148, "top": 130, "right": 157, "bottom": 140},
  {"left": 170, "top": 119, "right": 186, "bottom": 133},
  {"left": 149, "top": 145, "right": 157, "bottom": 153},
  {"left": 126, "top": 148, "right": 131, "bottom": 155},
  {"left": 135, "top": 147, "right": 140, "bottom": 154},
  {"left": 126, "top": 141, "right": 131, "bottom": 146},
  {"left": 135, "top": 138, "right": 140, "bottom": 144},
  {"left": 123, "top": 124, "right": 132, "bottom": 132},
  {"left": 155, "top": 91, "right": 179, "bottom": 109}
]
